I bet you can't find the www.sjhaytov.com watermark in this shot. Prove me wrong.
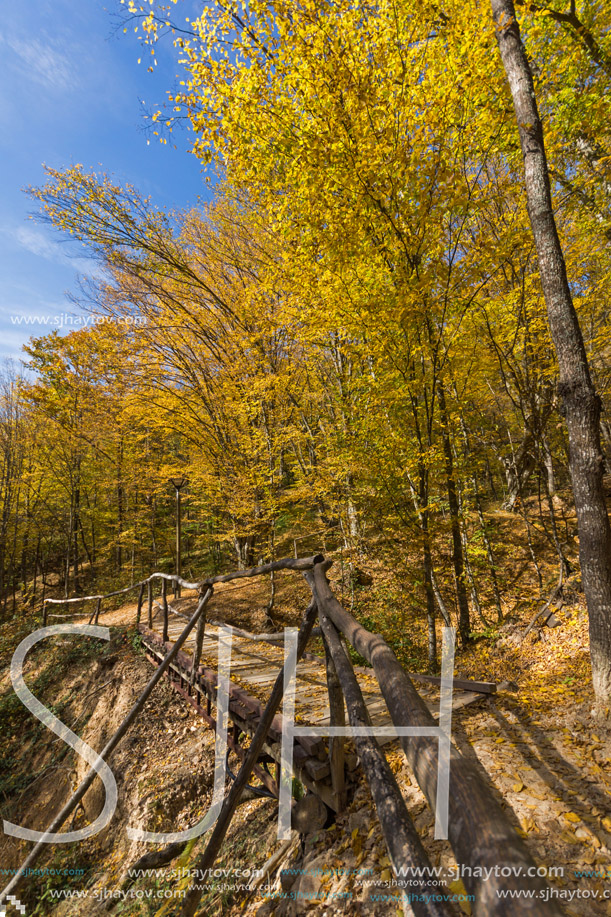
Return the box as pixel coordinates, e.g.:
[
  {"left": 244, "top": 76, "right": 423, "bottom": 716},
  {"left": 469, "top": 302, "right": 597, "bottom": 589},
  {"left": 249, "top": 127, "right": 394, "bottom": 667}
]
[{"left": 9, "top": 313, "right": 146, "bottom": 328}]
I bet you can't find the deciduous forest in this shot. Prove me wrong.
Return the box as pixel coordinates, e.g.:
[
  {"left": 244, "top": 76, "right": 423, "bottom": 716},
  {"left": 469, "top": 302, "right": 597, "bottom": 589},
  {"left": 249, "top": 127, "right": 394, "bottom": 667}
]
[
  {"left": 2, "top": 1, "right": 611, "bottom": 914},
  {"left": 5, "top": 0, "right": 611, "bottom": 690}
]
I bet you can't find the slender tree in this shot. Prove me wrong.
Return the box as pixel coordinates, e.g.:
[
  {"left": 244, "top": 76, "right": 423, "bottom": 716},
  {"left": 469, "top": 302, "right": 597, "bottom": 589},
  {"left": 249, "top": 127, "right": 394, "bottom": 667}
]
[{"left": 491, "top": 0, "right": 611, "bottom": 707}]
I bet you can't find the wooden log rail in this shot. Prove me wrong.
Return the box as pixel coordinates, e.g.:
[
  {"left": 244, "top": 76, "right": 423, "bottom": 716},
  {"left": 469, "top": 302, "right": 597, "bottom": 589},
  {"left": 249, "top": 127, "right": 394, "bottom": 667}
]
[
  {"left": 42, "top": 555, "right": 324, "bottom": 625},
  {"left": 0, "top": 588, "right": 213, "bottom": 906},
  {"left": 304, "top": 561, "right": 563, "bottom": 917},
  {"left": 318, "top": 606, "right": 452, "bottom": 917},
  {"left": 6, "top": 553, "right": 564, "bottom": 917}
]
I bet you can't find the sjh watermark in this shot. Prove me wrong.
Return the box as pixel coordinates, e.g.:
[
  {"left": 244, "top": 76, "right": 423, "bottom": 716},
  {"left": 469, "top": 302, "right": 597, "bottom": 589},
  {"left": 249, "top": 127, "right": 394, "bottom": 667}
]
[
  {"left": 9, "top": 313, "right": 146, "bottom": 329},
  {"left": 4, "top": 622, "right": 456, "bottom": 847}
]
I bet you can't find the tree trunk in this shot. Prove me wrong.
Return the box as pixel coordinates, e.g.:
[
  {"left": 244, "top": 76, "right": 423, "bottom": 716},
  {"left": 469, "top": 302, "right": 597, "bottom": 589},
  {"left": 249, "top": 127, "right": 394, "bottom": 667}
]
[
  {"left": 541, "top": 433, "right": 556, "bottom": 495},
  {"left": 32, "top": 534, "right": 40, "bottom": 602},
  {"left": 455, "top": 407, "right": 504, "bottom": 621},
  {"left": 600, "top": 418, "right": 611, "bottom": 473},
  {"left": 492, "top": 0, "right": 611, "bottom": 705},
  {"left": 116, "top": 437, "right": 124, "bottom": 572},
  {"left": 73, "top": 482, "right": 80, "bottom": 593},
  {"left": 420, "top": 470, "right": 438, "bottom": 673},
  {"left": 501, "top": 432, "right": 535, "bottom": 511},
  {"left": 439, "top": 386, "right": 470, "bottom": 645},
  {"left": 234, "top": 533, "right": 256, "bottom": 569}
]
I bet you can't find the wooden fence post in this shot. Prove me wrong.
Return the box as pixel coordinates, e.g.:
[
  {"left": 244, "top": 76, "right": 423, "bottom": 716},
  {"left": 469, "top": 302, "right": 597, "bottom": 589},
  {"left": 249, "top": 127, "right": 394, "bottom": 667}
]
[
  {"left": 323, "top": 632, "right": 346, "bottom": 812},
  {"left": 136, "top": 583, "right": 145, "bottom": 627},
  {"left": 162, "top": 578, "right": 169, "bottom": 643},
  {"left": 147, "top": 580, "right": 153, "bottom": 628},
  {"left": 191, "top": 588, "right": 210, "bottom": 684},
  {"left": 94, "top": 598, "right": 102, "bottom": 625}
]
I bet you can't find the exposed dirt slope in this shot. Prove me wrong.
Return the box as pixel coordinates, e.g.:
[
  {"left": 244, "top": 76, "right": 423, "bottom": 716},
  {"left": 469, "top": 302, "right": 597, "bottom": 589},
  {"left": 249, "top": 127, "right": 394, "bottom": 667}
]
[{"left": 1, "top": 504, "right": 611, "bottom": 916}]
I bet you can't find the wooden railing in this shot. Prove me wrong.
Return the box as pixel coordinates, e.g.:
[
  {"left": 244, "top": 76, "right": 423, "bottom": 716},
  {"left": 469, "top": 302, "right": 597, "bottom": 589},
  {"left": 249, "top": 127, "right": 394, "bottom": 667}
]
[
  {"left": 4, "top": 554, "right": 564, "bottom": 917},
  {"left": 42, "top": 555, "right": 323, "bottom": 625}
]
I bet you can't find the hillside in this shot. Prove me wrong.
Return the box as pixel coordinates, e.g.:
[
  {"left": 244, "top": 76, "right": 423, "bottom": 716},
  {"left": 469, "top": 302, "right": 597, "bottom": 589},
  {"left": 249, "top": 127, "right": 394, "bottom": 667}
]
[{"left": 1, "top": 490, "right": 610, "bottom": 917}]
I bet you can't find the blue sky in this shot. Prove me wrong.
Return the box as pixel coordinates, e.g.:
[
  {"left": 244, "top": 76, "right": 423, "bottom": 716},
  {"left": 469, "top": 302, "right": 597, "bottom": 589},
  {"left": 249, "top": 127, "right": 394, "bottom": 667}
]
[{"left": 0, "top": 0, "right": 208, "bottom": 364}]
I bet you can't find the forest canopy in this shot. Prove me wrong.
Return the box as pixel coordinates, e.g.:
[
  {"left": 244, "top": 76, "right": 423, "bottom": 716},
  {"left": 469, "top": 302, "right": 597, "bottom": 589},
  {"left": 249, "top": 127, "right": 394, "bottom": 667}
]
[{"left": 3, "top": 0, "right": 611, "bottom": 700}]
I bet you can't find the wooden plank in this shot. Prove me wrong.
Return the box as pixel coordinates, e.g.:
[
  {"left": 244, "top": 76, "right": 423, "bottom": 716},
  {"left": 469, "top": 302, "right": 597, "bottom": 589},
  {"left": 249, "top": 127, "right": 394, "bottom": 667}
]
[
  {"left": 445, "top": 690, "right": 487, "bottom": 711},
  {"left": 407, "top": 672, "right": 496, "bottom": 695},
  {"left": 235, "top": 673, "right": 277, "bottom": 686}
]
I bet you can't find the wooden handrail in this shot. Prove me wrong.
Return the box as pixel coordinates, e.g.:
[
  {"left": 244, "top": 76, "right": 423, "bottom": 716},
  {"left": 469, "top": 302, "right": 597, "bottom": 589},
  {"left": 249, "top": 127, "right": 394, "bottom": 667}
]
[
  {"left": 309, "top": 561, "right": 563, "bottom": 916},
  {"left": 318, "top": 606, "right": 453, "bottom": 917},
  {"left": 407, "top": 672, "right": 497, "bottom": 695},
  {"left": 179, "top": 598, "right": 320, "bottom": 917},
  {"left": 1, "top": 588, "right": 213, "bottom": 904},
  {"left": 42, "top": 555, "right": 324, "bottom": 624},
  {"left": 204, "top": 554, "right": 324, "bottom": 584}
]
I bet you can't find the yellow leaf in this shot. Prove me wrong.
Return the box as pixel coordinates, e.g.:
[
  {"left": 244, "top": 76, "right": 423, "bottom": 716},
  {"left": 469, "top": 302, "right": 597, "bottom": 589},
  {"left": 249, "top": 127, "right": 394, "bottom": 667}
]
[
  {"left": 449, "top": 879, "right": 467, "bottom": 895},
  {"left": 449, "top": 879, "right": 472, "bottom": 915}
]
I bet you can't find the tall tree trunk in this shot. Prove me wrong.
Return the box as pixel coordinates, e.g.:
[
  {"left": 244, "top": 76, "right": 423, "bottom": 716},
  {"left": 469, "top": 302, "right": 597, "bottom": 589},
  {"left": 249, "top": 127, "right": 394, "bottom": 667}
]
[
  {"left": 541, "top": 433, "right": 556, "bottom": 495},
  {"left": 492, "top": 0, "right": 611, "bottom": 705},
  {"left": 41, "top": 552, "right": 47, "bottom": 607},
  {"left": 117, "top": 482, "right": 124, "bottom": 572},
  {"left": 456, "top": 472, "right": 488, "bottom": 625},
  {"left": 541, "top": 464, "right": 571, "bottom": 580},
  {"left": 64, "top": 527, "right": 71, "bottom": 599},
  {"left": 439, "top": 385, "right": 470, "bottom": 645},
  {"left": 419, "top": 465, "right": 438, "bottom": 673},
  {"left": 234, "top": 533, "right": 256, "bottom": 569},
  {"left": 73, "top": 483, "right": 80, "bottom": 593},
  {"left": 455, "top": 405, "right": 504, "bottom": 621},
  {"left": 32, "top": 534, "right": 40, "bottom": 602},
  {"left": 600, "top": 418, "right": 611, "bottom": 473},
  {"left": 116, "top": 436, "right": 124, "bottom": 572}
]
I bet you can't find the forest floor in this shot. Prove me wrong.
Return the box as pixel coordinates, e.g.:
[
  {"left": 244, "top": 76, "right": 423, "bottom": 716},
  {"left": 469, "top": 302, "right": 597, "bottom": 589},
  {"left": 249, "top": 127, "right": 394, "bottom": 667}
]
[{"left": 1, "top": 491, "right": 611, "bottom": 916}]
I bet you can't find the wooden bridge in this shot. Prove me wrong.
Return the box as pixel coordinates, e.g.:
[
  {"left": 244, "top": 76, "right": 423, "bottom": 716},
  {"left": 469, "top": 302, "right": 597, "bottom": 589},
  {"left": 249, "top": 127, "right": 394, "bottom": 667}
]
[
  {"left": 138, "top": 598, "right": 492, "bottom": 813},
  {"left": 2, "top": 555, "right": 564, "bottom": 917}
]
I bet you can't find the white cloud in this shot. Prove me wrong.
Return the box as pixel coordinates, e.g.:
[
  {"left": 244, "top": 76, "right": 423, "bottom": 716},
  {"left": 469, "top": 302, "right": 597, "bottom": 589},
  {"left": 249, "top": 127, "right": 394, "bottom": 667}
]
[
  {"left": 0, "top": 326, "right": 44, "bottom": 362},
  {"left": 15, "top": 226, "right": 96, "bottom": 274},
  {"left": 15, "top": 226, "right": 61, "bottom": 259},
  {"left": 3, "top": 34, "right": 73, "bottom": 91}
]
